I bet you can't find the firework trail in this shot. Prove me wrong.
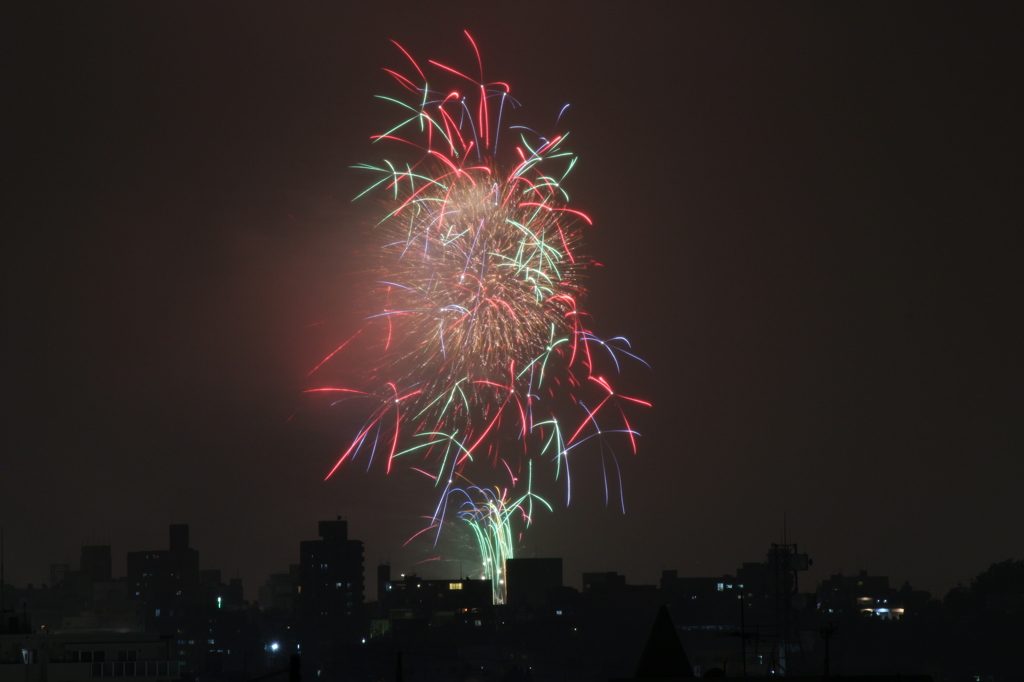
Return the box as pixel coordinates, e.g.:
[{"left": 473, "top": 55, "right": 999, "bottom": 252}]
[
  {"left": 447, "top": 465, "right": 551, "bottom": 603},
  {"left": 309, "top": 33, "right": 648, "bottom": 587}
]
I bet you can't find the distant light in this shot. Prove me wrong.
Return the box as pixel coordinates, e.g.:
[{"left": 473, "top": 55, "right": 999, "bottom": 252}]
[{"left": 270, "top": 642, "right": 280, "bottom": 652}]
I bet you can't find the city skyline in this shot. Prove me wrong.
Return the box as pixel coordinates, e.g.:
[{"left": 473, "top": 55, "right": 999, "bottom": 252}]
[
  {"left": 14, "top": 519, "right": 1009, "bottom": 679},
  {"left": 5, "top": 3, "right": 1022, "bottom": 604},
  {"left": 0, "top": 515, "right": 1001, "bottom": 605}
]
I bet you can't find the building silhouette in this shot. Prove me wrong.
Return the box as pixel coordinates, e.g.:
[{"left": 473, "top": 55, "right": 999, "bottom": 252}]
[
  {"left": 126, "top": 524, "right": 201, "bottom": 631},
  {"left": 373, "top": 564, "right": 493, "bottom": 637},
  {"left": 297, "top": 518, "right": 364, "bottom": 629},
  {"left": 505, "top": 557, "right": 562, "bottom": 613}
]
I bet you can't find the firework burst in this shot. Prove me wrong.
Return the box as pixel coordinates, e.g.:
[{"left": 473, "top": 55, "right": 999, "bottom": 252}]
[{"left": 310, "top": 34, "right": 648, "bottom": 582}]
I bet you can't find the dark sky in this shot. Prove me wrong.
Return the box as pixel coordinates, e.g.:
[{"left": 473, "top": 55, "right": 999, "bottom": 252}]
[{"left": 5, "top": 2, "right": 1022, "bottom": 600}]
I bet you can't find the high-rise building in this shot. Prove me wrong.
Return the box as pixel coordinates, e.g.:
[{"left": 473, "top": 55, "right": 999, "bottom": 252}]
[
  {"left": 297, "top": 518, "right": 365, "bottom": 641},
  {"left": 126, "top": 524, "right": 201, "bottom": 628}
]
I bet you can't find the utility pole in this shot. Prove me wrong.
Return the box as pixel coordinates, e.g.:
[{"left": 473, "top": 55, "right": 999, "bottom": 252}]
[
  {"left": 820, "top": 624, "right": 836, "bottom": 677},
  {"left": 739, "top": 591, "right": 747, "bottom": 676}
]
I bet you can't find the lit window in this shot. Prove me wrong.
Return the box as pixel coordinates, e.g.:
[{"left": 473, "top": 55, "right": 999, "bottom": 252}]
[
  {"left": 717, "top": 583, "right": 724, "bottom": 591},
  {"left": 449, "top": 582, "right": 463, "bottom": 590}
]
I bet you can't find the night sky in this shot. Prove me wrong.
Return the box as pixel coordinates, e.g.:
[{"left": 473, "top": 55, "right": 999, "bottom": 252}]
[{"left": 6, "top": 3, "right": 1022, "bottom": 600}]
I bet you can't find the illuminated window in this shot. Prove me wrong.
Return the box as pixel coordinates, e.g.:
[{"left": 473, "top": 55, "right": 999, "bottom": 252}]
[{"left": 449, "top": 582, "right": 463, "bottom": 590}]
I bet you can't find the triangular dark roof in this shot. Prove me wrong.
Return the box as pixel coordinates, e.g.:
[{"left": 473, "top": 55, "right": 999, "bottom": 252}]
[{"left": 634, "top": 605, "right": 694, "bottom": 679}]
